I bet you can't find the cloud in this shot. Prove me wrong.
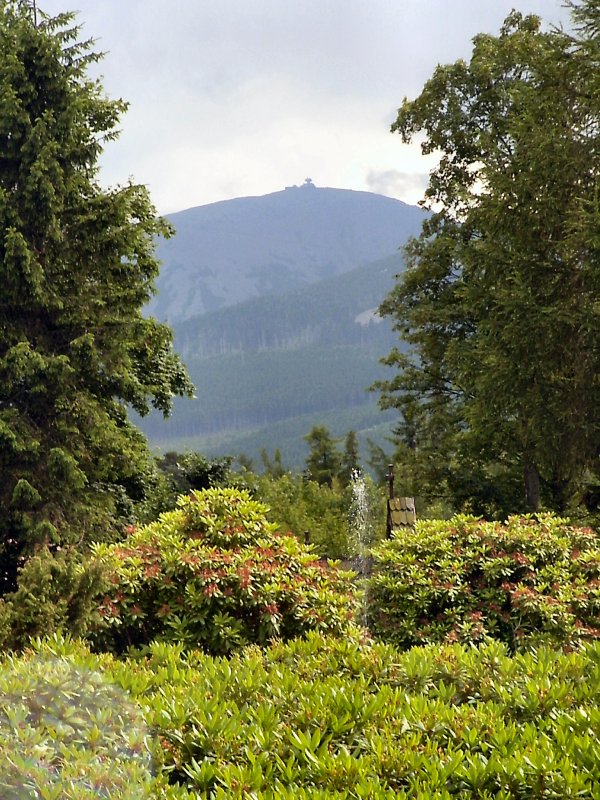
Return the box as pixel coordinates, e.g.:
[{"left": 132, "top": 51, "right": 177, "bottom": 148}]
[
  {"left": 40, "top": 0, "right": 570, "bottom": 213},
  {"left": 366, "top": 169, "right": 429, "bottom": 205}
]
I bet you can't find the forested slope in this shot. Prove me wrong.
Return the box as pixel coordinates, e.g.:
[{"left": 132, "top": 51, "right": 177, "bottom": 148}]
[{"left": 139, "top": 252, "right": 406, "bottom": 465}]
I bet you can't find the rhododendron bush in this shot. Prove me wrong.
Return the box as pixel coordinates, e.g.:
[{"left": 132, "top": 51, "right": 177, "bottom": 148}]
[
  {"left": 92, "top": 488, "right": 356, "bottom": 654},
  {"left": 367, "top": 514, "right": 600, "bottom": 651},
  {"left": 10, "top": 633, "right": 600, "bottom": 798}
]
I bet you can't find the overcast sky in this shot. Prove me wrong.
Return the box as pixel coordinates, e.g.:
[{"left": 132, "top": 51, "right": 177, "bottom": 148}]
[{"left": 40, "top": 0, "right": 568, "bottom": 215}]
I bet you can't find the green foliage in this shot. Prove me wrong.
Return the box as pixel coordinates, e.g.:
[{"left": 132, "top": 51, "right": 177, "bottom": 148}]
[
  {"left": 339, "top": 429, "right": 360, "bottom": 486},
  {"left": 141, "top": 247, "right": 407, "bottom": 447},
  {"left": 157, "top": 452, "right": 233, "bottom": 494},
  {"left": 142, "top": 343, "right": 395, "bottom": 462},
  {"left": 304, "top": 425, "right": 342, "bottom": 487},
  {"left": 149, "top": 403, "right": 395, "bottom": 477},
  {"left": 143, "top": 633, "right": 600, "bottom": 798},
  {"left": 0, "top": 636, "right": 154, "bottom": 798},
  {"left": 92, "top": 488, "right": 356, "bottom": 654},
  {"left": 0, "top": 546, "right": 108, "bottom": 651},
  {"left": 6, "top": 632, "right": 600, "bottom": 796},
  {"left": 146, "top": 452, "right": 234, "bottom": 518},
  {"left": 368, "top": 514, "right": 600, "bottom": 651},
  {"left": 268, "top": 474, "right": 351, "bottom": 558},
  {"left": 377, "top": 3, "right": 600, "bottom": 517},
  {"left": 260, "top": 447, "right": 287, "bottom": 477},
  {"left": 0, "top": 2, "right": 192, "bottom": 591},
  {"left": 242, "top": 471, "right": 385, "bottom": 559},
  {"left": 304, "top": 424, "right": 364, "bottom": 488}
]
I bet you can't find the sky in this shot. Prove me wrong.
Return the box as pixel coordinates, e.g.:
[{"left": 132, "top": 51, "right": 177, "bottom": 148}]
[{"left": 40, "top": 0, "right": 569, "bottom": 215}]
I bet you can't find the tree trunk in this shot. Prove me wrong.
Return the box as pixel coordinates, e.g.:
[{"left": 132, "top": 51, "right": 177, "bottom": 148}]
[{"left": 524, "top": 459, "right": 541, "bottom": 512}]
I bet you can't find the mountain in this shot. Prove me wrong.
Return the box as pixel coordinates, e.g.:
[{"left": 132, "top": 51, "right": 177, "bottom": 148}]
[
  {"left": 139, "top": 186, "right": 425, "bottom": 468},
  {"left": 171, "top": 250, "right": 406, "bottom": 361},
  {"left": 148, "top": 181, "right": 425, "bottom": 322}
]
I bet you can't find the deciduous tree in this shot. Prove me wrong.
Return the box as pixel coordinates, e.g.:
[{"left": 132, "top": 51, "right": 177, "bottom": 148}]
[{"left": 377, "top": 3, "right": 600, "bottom": 517}]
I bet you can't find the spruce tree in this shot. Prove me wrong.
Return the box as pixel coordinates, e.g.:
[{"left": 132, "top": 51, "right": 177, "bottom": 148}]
[
  {"left": 304, "top": 426, "right": 341, "bottom": 487},
  {"left": 0, "top": 1, "right": 193, "bottom": 591},
  {"left": 339, "top": 429, "right": 360, "bottom": 486}
]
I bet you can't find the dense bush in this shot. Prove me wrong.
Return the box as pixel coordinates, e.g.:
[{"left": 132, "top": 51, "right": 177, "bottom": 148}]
[
  {"left": 10, "top": 632, "right": 600, "bottom": 798},
  {"left": 0, "top": 636, "right": 153, "bottom": 798},
  {"left": 92, "top": 488, "right": 356, "bottom": 654},
  {"left": 144, "top": 633, "right": 600, "bottom": 798},
  {"left": 143, "top": 452, "right": 234, "bottom": 520},
  {"left": 0, "top": 633, "right": 600, "bottom": 800},
  {"left": 0, "top": 547, "right": 108, "bottom": 651},
  {"left": 367, "top": 514, "right": 600, "bottom": 650}
]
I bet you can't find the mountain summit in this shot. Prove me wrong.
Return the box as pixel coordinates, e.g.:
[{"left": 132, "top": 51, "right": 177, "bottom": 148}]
[
  {"left": 148, "top": 184, "right": 425, "bottom": 322},
  {"left": 139, "top": 185, "right": 426, "bottom": 467}
]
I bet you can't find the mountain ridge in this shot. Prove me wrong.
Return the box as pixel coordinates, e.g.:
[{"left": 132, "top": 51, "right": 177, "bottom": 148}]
[
  {"left": 149, "top": 183, "right": 425, "bottom": 322},
  {"left": 139, "top": 185, "right": 424, "bottom": 466}
]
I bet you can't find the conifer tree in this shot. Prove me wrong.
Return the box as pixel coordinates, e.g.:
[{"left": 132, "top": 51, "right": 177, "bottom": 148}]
[
  {"left": 304, "top": 425, "right": 341, "bottom": 487},
  {"left": 0, "top": 1, "right": 193, "bottom": 590},
  {"left": 339, "top": 429, "right": 360, "bottom": 485}
]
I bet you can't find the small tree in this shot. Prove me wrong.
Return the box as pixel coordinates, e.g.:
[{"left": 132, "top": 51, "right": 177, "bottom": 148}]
[
  {"left": 339, "top": 429, "right": 361, "bottom": 485},
  {"left": 0, "top": 2, "right": 192, "bottom": 590},
  {"left": 304, "top": 425, "right": 341, "bottom": 487},
  {"left": 260, "top": 447, "right": 286, "bottom": 478}
]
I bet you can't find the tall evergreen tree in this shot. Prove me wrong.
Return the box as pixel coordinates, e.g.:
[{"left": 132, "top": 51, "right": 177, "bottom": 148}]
[
  {"left": 304, "top": 425, "right": 341, "bottom": 487},
  {"left": 0, "top": 1, "right": 193, "bottom": 590},
  {"left": 376, "top": 3, "right": 600, "bottom": 517}
]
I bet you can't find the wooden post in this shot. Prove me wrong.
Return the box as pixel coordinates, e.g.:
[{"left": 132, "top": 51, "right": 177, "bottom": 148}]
[
  {"left": 386, "top": 464, "right": 395, "bottom": 499},
  {"left": 385, "top": 465, "right": 416, "bottom": 537},
  {"left": 386, "top": 465, "right": 394, "bottom": 537}
]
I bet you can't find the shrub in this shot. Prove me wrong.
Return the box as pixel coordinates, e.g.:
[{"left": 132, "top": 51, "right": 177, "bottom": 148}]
[
  {"left": 367, "top": 513, "right": 600, "bottom": 650},
  {"left": 241, "top": 472, "right": 386, "bottom": 560},
  {"left": 0, "top": 636, "right": 153, "bottom": 798},
  {"left": 92, "top": 488, "right": 356, "bottom": 654},
  {"left": 142, "top": 634, "right": 600, "bottom": 798},
  {"left": 0, "top": 546, "right": 108, "bottom": 651},
  {"left": 6, "top": 632, "right": 600, "bottom": 797},
  {"left": 143, "top": 452, "right": 234, "bottom": 520},
  {"left": 109, "top": 633, "right": 600, "bottom": 797}
]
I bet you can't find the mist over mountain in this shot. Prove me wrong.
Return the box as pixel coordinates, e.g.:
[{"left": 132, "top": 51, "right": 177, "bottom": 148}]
[
  {"left": 141, "top": 185, "right": 425, "bottom": 467},
  {"left": 148, "top": 181, "right": 425, "bottom": 323}
]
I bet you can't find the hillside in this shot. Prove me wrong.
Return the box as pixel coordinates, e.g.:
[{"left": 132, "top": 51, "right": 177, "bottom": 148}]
[
  {"left": 140, "top": 252, "right": 406, "bottom": 467},
  {"left": 148, "top": 181, "right": 424, "bottom": 322},
  {"left": 171, "top": 250, "right": 405, "bottom": 359},
  {"left": 139, "top": 186, "right": 424, "bottom": 467}
]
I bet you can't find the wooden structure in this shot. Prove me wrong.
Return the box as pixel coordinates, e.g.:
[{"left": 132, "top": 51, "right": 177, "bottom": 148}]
[{"left": 386, "top": 465, "right": 416, "bottom": 537}]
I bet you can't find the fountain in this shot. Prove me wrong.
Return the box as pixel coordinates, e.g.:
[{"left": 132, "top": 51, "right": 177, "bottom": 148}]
[
  {"left": 347, "top": 470, "right": 377, "bottom": 634},
  {"left": 348, "top": 469, "right": 374, "bottom": 577}
]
